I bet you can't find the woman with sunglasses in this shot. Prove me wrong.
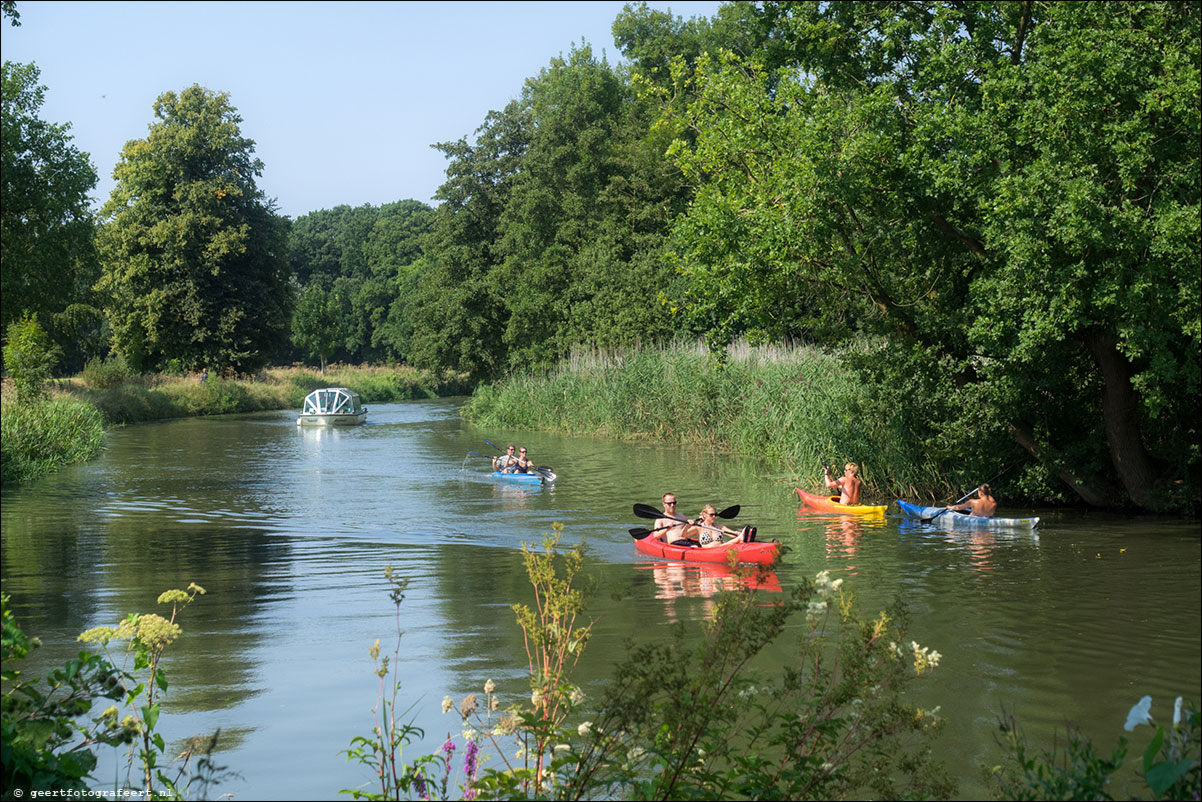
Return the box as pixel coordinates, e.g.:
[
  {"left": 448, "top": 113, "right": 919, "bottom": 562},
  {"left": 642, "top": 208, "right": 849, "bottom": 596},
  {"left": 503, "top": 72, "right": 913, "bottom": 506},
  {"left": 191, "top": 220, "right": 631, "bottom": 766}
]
[{"left": 683, "top": 504, "right": 755, "bottom": 548}]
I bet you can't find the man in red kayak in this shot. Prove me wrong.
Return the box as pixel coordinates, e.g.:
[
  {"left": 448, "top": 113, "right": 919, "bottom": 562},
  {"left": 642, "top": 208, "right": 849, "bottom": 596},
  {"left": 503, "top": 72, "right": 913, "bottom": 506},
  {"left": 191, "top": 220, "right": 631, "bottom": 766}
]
[
  {"left": 653, "top": 493, "right": 693, "bottom": 546},
  {"left": 946, "top": 484, "right": 997, "bottom": 518},
  {"left": 824, "top": 462, "right": 863, "bottom": 505}
]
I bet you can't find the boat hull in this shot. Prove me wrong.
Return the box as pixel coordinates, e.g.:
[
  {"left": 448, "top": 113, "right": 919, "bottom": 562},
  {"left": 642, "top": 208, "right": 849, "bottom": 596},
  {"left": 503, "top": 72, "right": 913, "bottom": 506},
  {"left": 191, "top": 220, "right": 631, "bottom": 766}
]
[
  {"left": 796, "top": 488, "right": 887, "bottom": 514},
  {"left": 297, "top": 411, "right": 368, "bottom": 426},
  {"left": 634, "top": 536, "right": 780, "bottom": 565},
  {"left": 895, "top": 499, "right": 1039, "bottom": 529},
  {"left": 490, "top": 471, "right": 546, "bottom": 485}
]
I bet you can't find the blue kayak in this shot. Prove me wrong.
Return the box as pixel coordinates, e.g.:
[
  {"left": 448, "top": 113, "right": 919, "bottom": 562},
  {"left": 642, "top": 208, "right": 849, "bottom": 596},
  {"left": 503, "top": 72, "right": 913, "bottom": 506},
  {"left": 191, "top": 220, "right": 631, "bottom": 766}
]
[
  {"left": 490, "top": 470, "right": 554, "bottom": 485},
  {"left": 896, "top": 499, "right": 1039, "bottom": 529}
]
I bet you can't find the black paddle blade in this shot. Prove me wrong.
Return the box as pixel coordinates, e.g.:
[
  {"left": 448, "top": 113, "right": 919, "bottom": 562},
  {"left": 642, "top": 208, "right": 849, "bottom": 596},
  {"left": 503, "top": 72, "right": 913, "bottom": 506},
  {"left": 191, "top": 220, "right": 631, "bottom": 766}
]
[
  {"left": 633, "top": 502, "right": 664, "bottom": 520},
  {"left": 629, "top": 528, "right": 652, "bottom": 539},
  {"left": 716, "top": 504, "right": 741, "bottom": 519},
  {"left": 483, "top": 439, "right": 503, "bottom": 453}
]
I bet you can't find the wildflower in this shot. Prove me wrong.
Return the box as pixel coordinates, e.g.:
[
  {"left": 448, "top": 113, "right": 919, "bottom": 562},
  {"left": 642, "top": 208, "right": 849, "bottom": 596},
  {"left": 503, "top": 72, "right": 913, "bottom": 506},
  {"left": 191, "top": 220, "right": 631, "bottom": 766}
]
[
  {"left": 569, "top": 686, "right": 585, "bottom": 705},
  {"left": 577, "top": 721, "right": 592, "bottom": 737},
  {"left": 187, "top": 582, "right": 206, "bottom": 595},
  {"left": 442, "top": 738, "right": 456, "bottom": 759},
  {"left": 157, "top": 589, "right": 191, "bottom": 605},
  {"left": 459, "top": 693, "right": 478, "bottom": 717},
  {"left": 1125, "top": 695, "right": 1154, "bottom": 731},
  {"left": 554, "top": 743, "right": 570, "bottom": 752},
  {"left": 627, "top": 746, "right": 646, "bottom": 762},
  {"left": 484, "top": 678, "right": 496, "bottom": 694},
  {"left": 135, "top": 614, "right": 181, "bottom": 649},
  {"left": 369, "top": 639, "right": 380, "bottom": 661},
  {"left": 441, "top": 695, "right": 454, "bottom": 714},
  {"left": 413, "top": 770, "right": 428, "bottom": 801},
  {"left": 1173, "top": 696, "right": 1183, "bottom": 727},
  {"left": 531, "top": 689, "right": 542, "bottom": 706},
  {"left": 814, "top": 570, "right": 843, "bottom": 599},
  {"left": 78, "top": 626, "right": 118, "bottom": 645}
]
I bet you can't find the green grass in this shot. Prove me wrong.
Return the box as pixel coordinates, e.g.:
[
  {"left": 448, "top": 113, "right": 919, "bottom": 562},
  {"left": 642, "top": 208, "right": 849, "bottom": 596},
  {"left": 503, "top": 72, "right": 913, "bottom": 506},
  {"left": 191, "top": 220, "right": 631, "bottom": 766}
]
[
  {"left": 462, "top": 341, "right": 950, "bottom": 500},
  {"left": 1, "top": 391, "right": 105, "bottom": 485}
]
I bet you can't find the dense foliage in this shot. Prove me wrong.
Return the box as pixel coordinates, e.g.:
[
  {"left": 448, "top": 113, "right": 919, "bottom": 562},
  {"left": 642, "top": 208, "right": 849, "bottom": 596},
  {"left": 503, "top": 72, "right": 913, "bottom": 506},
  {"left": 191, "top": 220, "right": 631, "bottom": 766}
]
[
  {"left": 1, "top": 60, "right": 102, "bottom": 371},
  {"left": 653, "top": 1, "right": 1200, "bottom": 511},
  {"left": 95, "top": 85, "right": 292, "bottom": 375}
]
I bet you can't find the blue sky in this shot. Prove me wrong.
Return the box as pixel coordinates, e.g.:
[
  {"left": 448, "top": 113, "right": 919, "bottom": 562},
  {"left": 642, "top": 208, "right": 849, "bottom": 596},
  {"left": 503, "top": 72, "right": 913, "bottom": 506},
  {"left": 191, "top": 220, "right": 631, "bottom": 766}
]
[{"left": 4, "top": 0, "right": 722, "bottom": 219}]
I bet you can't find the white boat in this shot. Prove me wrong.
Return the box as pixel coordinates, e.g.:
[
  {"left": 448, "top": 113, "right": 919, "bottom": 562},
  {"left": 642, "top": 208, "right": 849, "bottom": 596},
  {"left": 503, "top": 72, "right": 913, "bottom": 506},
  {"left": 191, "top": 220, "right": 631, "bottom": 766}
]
[{"left": 297, "top": 387, "right": 367, "bottom": 426}]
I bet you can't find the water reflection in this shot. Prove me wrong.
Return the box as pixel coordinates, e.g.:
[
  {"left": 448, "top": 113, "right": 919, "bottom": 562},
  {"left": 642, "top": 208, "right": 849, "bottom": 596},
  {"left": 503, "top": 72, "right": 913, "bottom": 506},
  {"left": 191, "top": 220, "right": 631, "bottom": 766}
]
[
  {"left": 896, "top": 518, "right": 1041, "bottom": 577},
  {"left": 635, "top": 560, "right": 782, "bottom": 620},
  {"left": 795, "top": 506, "right": 891, "bottom": 562}
]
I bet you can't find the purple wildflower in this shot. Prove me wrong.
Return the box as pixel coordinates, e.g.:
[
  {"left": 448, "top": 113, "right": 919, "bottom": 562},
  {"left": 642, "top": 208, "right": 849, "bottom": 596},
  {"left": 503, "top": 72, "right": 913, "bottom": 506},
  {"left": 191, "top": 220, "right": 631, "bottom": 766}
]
[
  {"left": 442, "top": 738, "right": 456, "bottom": 759},
  {"left": 413, "top": 770, "right": 428, "bottom": 801},
  {"left": 463, "top": 739, "right": 480, "bottom": 800}
]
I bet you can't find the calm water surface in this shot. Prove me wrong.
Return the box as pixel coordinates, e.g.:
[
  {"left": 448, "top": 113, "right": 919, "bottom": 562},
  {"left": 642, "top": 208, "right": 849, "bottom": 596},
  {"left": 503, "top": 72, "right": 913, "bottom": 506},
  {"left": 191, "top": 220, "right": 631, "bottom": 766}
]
[{"left": 2, "top": 398, "right": 1199, "bottom": 799}]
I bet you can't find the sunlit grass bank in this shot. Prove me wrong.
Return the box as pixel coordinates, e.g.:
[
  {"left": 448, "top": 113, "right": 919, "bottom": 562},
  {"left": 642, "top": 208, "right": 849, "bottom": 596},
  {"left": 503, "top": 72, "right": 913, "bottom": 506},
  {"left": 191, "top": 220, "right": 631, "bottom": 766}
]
[
  {"left": 2, "top": 364, "right": 469, "bottom": 485},
  {"left": 462, "top": 341, "right": 947, "bottom": 500},
  {"left": 0, "top": 388, "right": 105, "bottom": 485}
]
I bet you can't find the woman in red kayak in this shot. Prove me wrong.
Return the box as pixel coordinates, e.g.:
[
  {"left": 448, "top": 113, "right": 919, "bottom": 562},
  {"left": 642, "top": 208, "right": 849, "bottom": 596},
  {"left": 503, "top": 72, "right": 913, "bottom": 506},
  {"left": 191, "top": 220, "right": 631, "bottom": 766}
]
[{"left": 682, "top": 505, "right": 755, "bottom": 547}]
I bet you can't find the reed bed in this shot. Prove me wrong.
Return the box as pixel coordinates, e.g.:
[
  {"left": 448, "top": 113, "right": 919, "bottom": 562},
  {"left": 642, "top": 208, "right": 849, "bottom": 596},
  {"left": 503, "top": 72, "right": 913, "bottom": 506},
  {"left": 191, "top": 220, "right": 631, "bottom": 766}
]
[
  {"left": 463, "top": 341, "right": 948, "bottom": 499},
  {"left": 1, "top": 390, "right": 105, "bottom": 485}
]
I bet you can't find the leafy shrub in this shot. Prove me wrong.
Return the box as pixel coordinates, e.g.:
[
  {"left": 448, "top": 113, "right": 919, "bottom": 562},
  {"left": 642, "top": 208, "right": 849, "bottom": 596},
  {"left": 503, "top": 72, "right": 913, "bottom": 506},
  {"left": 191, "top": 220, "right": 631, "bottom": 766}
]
[
  {"left": 0, "top": 394, "right": 104, "bottom": 484},
  {"left": 3, "top": 314, "right": 62, "bottom": 400},
  {"left": 82, "top": 353, "right": 134, "bottom": 389}
]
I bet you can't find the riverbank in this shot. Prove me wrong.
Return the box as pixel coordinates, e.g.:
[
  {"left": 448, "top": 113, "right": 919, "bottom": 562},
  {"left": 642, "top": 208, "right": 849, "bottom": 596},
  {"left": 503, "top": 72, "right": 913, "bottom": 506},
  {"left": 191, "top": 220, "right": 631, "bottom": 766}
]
[
  {"left": 461, "top": 340, "right": 954, "bottom": 502},
  {"left": 0, "top": 365, "right": 470, "bottom": 485}
]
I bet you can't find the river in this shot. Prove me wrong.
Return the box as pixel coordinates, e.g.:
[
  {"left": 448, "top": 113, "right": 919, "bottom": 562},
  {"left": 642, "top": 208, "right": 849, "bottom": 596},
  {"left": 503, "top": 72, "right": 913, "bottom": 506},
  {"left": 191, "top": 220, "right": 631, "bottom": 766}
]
[{"left": 2, "top": 398, "right": 1198, "bottom": 799}]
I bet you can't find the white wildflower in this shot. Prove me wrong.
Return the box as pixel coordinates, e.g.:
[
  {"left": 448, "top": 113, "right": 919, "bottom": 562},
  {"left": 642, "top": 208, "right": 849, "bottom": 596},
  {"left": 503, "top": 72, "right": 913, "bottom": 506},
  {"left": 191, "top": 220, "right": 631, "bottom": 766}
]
[
  {"left": 1173, "top": 696, "right": 1183, "bottom": 727},
  {"left": 441, "top": 695, "right": 454, "bottom": 714},
  {"left": 577, "top": 721, "right": 593, "bottom": 737},
  {"left": 484, "top": 678, "right": 496, "bottom": 695}
]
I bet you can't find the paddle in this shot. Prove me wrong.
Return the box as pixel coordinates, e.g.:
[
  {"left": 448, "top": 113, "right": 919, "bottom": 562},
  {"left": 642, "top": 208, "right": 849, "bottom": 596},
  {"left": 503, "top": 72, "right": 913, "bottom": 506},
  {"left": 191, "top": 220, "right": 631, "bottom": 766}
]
[
  {"left": 632, "top": 502, "right": 741, "bottom": 522},
  {"left": 920, "top": 466, "right": 1011, "bottom": 524}
]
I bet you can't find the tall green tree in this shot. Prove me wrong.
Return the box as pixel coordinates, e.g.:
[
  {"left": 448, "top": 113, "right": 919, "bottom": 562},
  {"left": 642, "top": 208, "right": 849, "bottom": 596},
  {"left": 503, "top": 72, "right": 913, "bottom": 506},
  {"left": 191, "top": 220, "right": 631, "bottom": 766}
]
[
  {"left": 291, "top": 281, "right": 347, "bottom": 374},
  {"left": 408, "top": 101, "right": 530, "bottom": 380},
  {"left": 1, "top": 61, "right": 99, "bottom": 359},
  {"left": 661, "top": 1, "right": 1200, "bottom": 510},
  {"left": 96, "top": 85, "right": 292, "bottom": 374}
]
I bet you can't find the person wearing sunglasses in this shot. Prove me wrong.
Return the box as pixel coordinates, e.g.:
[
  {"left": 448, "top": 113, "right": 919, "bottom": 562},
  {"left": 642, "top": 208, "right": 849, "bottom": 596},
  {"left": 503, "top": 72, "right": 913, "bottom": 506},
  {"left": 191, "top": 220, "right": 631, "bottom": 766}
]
[
  {"left": 684, "top": 504, "right": 753, "bottom": 548},
  {"left": 493, "top": 444, "right": 519, "bottom": 473},
  {"left": 653, "top": 493, "right": 694, "bottom": 546}
]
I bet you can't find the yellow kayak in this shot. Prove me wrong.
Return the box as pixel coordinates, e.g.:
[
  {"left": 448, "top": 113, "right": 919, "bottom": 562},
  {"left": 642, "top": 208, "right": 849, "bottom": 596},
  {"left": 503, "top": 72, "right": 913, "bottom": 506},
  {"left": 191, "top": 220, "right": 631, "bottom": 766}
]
[{"left": 796, "top": 488, "right": 887, "bottom": 515}]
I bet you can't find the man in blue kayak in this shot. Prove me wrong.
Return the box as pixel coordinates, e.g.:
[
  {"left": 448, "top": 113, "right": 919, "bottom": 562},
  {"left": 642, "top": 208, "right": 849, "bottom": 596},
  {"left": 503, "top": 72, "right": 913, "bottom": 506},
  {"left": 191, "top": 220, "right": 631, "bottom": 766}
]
[
  {"left": 945, "top": 484, "right": 997, "bottom": 518},
  {"left": 824, "top": 462, "right": 863, "bottom": 505},
  {"left": 493, "top": 444, "right": 520, "bottom": 472}
]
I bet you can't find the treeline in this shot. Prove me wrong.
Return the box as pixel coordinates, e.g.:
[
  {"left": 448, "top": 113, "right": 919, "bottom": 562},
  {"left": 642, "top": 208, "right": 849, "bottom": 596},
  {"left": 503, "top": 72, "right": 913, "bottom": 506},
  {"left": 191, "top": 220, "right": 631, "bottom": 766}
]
[{"left": 3, "top": 2, "right": 1198, "bottom": 511}]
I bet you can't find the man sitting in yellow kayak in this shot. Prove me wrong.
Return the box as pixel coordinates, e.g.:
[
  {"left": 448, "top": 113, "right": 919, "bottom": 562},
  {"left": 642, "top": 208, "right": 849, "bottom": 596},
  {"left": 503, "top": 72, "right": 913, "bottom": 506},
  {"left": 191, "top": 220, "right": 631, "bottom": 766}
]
[{"left": 824, "top": 462, "right": 863, "bottom": 505}]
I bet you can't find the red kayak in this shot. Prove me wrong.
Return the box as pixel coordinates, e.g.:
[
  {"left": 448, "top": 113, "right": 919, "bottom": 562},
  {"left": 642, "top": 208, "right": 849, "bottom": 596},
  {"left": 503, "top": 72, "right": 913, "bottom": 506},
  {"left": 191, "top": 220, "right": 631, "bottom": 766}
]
[{"left": 634, "top": 535, "right": 781, "bottom": 565}]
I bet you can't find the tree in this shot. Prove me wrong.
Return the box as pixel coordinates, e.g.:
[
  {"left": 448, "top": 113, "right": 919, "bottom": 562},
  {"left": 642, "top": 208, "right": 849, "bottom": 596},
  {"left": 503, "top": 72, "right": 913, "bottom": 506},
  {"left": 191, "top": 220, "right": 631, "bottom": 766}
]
[
  {"left": 661, "top": 1, "right": 1199, "bottom": 510},
  {"left": 1, "top": 61, "right": 99, "bottom": 358},
  {"left": 291, "top": 282, "right": 347, "bottom": 374},
  {"left": 96, "top": 85, "right": 292, "bottom": 375},
  {"left": 408, "top": 101, "right": 530, "bottom": 381}
]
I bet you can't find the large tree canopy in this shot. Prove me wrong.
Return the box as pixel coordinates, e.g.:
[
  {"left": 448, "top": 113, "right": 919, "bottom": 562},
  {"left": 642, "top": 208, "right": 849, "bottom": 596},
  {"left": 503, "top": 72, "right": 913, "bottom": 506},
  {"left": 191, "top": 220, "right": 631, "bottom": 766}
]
[
  {"left": 659, "top": 1, "right": 1199, "bottom": 510},
  {"left": 96, "top": 85, "right": 292, "bottom": 374},
  {"left": 1, "top": 61, "right": 99, "bottom": 355}
]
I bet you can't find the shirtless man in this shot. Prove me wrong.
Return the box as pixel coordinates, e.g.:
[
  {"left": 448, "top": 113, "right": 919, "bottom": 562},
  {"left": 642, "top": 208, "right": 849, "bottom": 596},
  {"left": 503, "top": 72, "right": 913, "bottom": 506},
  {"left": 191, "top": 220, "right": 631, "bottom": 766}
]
[
  {"left": 653, "top": 493, "right": 691, "bottom": 546},
  {"left": 824, "top": 462, "right": 863, "bottom": 505},
  {"left": 493, "top": 444, "right": 519, "bottom": 472},
  {"left": 947, "top": 484, "right": 997, "bottom": 518}
]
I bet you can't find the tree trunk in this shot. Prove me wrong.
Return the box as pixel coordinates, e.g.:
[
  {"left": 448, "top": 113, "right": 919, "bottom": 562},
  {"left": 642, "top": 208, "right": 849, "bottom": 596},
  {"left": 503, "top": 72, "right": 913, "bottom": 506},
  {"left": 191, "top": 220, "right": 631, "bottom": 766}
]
[
  {"left": 1008, "top": 420, "right": 1123, "bottom": 507},
  {"left": 1083, "top": 330, "right": 1159, "bottom": 508}
]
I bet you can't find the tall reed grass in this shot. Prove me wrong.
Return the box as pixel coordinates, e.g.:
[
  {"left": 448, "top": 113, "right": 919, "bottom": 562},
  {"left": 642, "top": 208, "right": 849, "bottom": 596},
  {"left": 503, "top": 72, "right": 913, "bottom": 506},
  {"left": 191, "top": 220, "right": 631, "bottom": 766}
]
[
  {"left": 462, "top": 341, "right": 948, "bottom": 499},
  {"left": 1, "top": 390, "right": 105, "bottom": 485}
]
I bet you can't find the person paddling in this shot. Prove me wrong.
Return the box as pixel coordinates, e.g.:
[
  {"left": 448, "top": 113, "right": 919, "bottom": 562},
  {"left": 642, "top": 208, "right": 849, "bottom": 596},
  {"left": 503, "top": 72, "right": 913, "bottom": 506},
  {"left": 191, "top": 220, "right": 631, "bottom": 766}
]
[
  {"left": 493, "top": 444, "right": 519, "bottom": 472},
  {"left": 824, "top": 462, "right": 863, "bottom": 505},
  {"left": 681, "top": 504, "right": 754, "bottom": 548},
  {"left": 514, "top": 447, "right": 534, "bottom": 473},
  {"left": 654, "top": 493, "right": 694, "bottom": 546},
  {"left": 945, "top": 483, "right": 997, "bottom": 518}
]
